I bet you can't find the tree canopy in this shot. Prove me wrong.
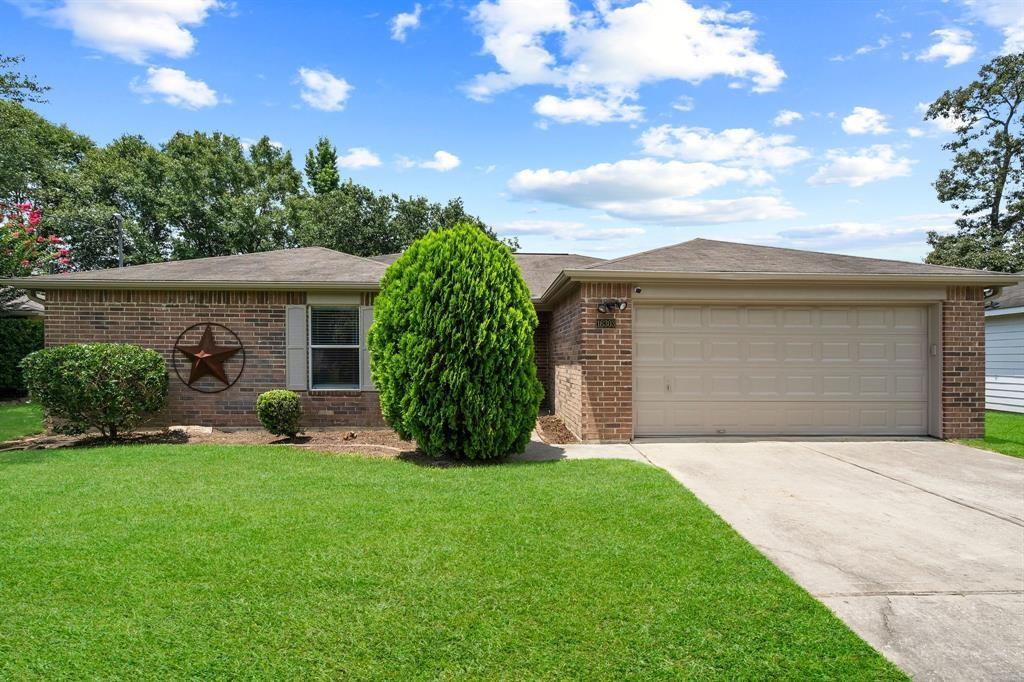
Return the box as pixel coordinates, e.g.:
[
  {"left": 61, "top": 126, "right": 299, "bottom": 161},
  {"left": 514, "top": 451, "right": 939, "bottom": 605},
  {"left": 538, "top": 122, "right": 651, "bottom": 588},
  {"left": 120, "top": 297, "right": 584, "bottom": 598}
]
[{"left": 925, "top": 52, "right": 1023, "bottom": 272}]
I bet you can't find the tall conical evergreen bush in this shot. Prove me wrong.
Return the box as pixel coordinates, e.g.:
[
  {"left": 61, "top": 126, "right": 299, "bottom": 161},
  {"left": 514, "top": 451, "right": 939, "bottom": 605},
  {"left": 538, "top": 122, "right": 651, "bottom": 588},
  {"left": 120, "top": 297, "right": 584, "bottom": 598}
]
[{"left": 368, "top": 224, "right": 543, "bottom": 459}]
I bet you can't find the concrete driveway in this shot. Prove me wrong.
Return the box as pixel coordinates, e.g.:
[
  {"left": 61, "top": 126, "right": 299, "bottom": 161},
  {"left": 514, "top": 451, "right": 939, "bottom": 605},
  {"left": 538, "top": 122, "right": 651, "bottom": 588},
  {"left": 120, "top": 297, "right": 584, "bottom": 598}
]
[{"left": 630, "top": 438, "right": 1024, "bottom": 681}]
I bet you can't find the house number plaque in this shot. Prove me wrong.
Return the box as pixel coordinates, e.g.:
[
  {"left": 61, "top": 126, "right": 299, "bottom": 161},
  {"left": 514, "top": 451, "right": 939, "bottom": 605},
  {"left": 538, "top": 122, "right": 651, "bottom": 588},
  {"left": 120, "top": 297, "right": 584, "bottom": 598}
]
[{"left": 596, "top": 318, "right": 617, "bottom": 329}]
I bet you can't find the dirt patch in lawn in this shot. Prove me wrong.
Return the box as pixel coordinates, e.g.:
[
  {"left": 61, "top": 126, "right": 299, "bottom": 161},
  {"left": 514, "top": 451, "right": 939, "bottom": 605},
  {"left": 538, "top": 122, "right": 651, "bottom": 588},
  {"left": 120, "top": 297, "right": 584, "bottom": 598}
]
[
  {"left": 1, "top": 426, "right": 418, "bottom": 458},
  {"left": 536, "top": 415, "right": 579, "bottom": 444}
]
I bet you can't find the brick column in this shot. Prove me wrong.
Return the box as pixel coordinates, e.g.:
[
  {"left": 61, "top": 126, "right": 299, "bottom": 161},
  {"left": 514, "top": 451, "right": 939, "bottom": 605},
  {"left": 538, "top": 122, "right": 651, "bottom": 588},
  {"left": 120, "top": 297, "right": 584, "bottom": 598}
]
[
  {"left": 579, "top": 282, "right": 633, "bottom": 443},
  {"left": 942, "top": 286, "right": 986, "bottom": 439},
  {"left": 534, "top": 310, "right": 552, "bottom": 410}
]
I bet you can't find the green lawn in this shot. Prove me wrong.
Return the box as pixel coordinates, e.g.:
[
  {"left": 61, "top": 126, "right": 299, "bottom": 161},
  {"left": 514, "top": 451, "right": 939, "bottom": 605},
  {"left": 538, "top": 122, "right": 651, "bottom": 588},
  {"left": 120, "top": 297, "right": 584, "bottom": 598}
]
[
  {"left": 0, "top": 445, "right": 903, "bottom": 680},
  {"left": 960, "top": 410, "right": 1024, "bottom": 458},
  {"left": 0, "top": 401, "right": 44, "bottom": 442}
]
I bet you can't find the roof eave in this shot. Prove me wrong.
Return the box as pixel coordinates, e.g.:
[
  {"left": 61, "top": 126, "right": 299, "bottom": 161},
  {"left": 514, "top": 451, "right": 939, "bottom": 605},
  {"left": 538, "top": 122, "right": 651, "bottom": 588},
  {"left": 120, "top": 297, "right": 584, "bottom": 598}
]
[
  {"left": 537, "top": 269, "right": 1022, "bottom": 303},
  {"left": 4, "top": 278, "right": 382, "bottom": 292}
]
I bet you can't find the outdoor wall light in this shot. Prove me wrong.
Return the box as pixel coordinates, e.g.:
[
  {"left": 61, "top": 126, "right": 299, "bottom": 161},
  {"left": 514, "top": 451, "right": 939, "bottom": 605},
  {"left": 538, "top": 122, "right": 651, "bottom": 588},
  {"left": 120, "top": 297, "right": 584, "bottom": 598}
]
[{"left": 596, "top": 300, "right": 628, "bottom": 313}]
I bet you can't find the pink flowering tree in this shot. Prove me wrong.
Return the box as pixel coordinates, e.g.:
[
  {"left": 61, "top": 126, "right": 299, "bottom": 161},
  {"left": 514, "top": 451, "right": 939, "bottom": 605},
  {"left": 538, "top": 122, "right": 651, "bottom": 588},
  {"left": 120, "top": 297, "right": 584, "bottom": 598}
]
[{"left": 1, "top": 202, "right": 68, "bottom": 308}]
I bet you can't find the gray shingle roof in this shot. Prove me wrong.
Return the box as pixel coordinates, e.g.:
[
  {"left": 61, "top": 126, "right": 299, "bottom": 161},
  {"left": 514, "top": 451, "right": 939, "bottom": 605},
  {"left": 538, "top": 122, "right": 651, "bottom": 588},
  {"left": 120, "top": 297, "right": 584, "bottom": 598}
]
[
  {"left": 991, "top": 281, "right": 1024, "bottom": 310},
  {"left": 8, "top": 247, "right": 386, "bottom": 289},
  {"left": 0, "top": 294, "right": 44, "bottom": 317},
  {"left": 586, "top": 238, "right": 1010, "bottom": 277},
  {"left": 514, "top": 253, "right": 604, "bottom": 297},
  {"left": 370, "top": 252, "right": 603, "bottom": 297}
]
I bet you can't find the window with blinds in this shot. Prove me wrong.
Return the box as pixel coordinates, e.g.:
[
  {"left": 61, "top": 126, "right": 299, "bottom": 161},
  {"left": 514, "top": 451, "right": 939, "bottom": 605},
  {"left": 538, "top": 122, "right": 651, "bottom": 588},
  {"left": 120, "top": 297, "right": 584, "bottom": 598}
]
[{"left": 309, "top": 307, "right": 360, "bottom": 389}]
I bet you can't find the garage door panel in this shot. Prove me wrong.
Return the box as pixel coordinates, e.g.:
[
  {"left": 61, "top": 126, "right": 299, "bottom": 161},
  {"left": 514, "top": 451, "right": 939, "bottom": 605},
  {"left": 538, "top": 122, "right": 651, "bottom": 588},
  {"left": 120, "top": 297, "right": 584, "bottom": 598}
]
[
  {"left": 634, "top": 303, "right": 930, "bottom": 436},
  {"left": 636, "top": 367, "right": 928, "bottom": 401},
  {"left": 635, "top": 400, "right": 929, "bottom": 436}
]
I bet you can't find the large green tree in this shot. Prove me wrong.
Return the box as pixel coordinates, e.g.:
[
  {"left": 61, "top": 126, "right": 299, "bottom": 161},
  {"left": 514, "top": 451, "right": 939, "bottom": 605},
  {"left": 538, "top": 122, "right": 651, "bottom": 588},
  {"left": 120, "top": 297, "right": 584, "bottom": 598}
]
[
  {"left": 304, "top": 137, "right": 340, "bottom": 195},
  {"left": 0, "top": 101, "right": 92, "bottom": 210},
  {"left": 50, "top": 135, "right": 168, "bottom": 269},
  {"left": 925, "top": 53, "right": 1024, "bottom": 272},
  {"left": 0, "top": 54, "right": 48, "bottom": 104},
  {"left": 163, "top": 132, "right": 300, "bottom": 260}
]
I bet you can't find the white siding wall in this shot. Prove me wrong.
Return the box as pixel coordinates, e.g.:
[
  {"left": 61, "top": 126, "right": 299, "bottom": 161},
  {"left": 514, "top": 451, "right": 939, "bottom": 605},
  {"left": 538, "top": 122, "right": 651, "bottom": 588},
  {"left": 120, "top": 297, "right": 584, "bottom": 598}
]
[{"left": 986, "top": 311, "right": 1024, "bottom": 413}]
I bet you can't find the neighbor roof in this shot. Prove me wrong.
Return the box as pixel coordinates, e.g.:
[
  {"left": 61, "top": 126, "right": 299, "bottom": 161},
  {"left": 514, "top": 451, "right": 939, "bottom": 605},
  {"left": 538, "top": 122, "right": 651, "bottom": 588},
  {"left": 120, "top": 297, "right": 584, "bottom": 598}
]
[
  {"left": 989, "top": 281, "right": 1024, "bottom": 311},
  {"left": 0, "top": 294, "right": 44, "bottom": 317},
  {"left": 6, "top": 247, "right": 387, "bottom": 291}
]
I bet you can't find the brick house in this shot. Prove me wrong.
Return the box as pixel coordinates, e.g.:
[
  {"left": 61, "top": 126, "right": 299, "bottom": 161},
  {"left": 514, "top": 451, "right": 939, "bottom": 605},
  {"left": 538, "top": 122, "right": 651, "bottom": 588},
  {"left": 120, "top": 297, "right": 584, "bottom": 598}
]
[{"left": 8, "top": 239, "right": 1018, "bottom": 442}]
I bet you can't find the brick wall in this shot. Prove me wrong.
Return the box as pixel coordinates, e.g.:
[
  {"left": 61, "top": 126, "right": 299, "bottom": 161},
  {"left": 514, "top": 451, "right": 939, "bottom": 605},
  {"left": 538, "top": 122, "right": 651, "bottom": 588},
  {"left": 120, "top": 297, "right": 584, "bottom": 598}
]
[
  {"left": 942, "top": 286, "right": 986, "bottom": 439},
  {"left": 534, "top": 310, "right": 552, "bottom": 409},
  {"left": 579, "top": 282, "right": 633, "bottom": 443},
  {"left": 550, "top": 288, "right": 583, "bottom": 438},
  {"left": 548, "top": 282, "right": 634, "bottom": 443},
  {"left": 44, "top": 289, "right": 384, "bottom": 428}
]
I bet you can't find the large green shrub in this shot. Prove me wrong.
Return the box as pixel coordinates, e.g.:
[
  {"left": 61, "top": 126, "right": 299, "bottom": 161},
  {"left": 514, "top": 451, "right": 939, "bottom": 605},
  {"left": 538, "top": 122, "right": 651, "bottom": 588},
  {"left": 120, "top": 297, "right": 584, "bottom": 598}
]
[
  {"left": 255, "top": 389, "right": 303, "bottom": 438},
  {"left": 368, "top": 223, "right": 544, "bottom": 459},
  {"left": 0, "top": 317, "right": 43, "bottom": 396},
  {"left": 21, "top": 343, "right": 168, "bottom": 438}
]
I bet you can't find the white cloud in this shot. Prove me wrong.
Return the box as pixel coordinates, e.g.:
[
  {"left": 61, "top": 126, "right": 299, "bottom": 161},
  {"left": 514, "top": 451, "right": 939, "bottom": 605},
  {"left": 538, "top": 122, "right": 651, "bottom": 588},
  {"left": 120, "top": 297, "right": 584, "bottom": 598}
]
[
  {"left": 672, "top": 96, "right": 695, "bottom": 112},
  {"left": 829, "top": 36, "right": 891, "bottom": 62},
  {"left": 808, "top": 145, "right": 914, "bottom": 187},
  {"left": 841, "top": 106, "right": 892, "bottom": 134},
  {"left": 917, "top": 28, "right": 975, "bottom": 66},
  {"left": 400, "top": 150, "right": 461, "bottom": 172},
  {"left": 336, "top": 147, "right": 382, "bottom": 169},
  {"left": 130, "top": 66, "right": 219, "bottom": 109},
  {"left": 961, "top": 0, "right": 1024, "bottom": 53},
  {"left": 638, "top": 125, "right": 811, "bottom": 169},
  {"left": 533, "top": 94, "right": 644, "bottom": 124},
  {"left": 467, "top": 0, "right": 785, "bottom": 113},
  {"left": 34, "top": 0, "right": 220, "bottom": 63},
  {"left": 906, "top": 127, "right": 925, "bottom": 138},
  {"left": 390, "top": 4, "right": 422, "bottom": 42},
  {"left": 297, "top": 68, "right": 352, "bottom": 111},
  {"left": 508, "top": 158, "right": 799, "bottom": 225},
  {"left": 765, "top": 213, "right": 957, "bottom": 250},
  {"left": 773, "top": 110, "right": 803, "bottom": 127},
  {"left": 500, "top": 220, "right": 645, "bottom": 240}
]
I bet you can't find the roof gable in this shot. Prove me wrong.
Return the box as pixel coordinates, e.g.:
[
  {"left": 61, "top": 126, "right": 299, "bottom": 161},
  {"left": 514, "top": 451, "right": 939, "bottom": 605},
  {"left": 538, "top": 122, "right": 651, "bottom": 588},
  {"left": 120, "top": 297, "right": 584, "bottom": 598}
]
[{"left": 586, "top": 238, "right": 1008, "bottom": 277}]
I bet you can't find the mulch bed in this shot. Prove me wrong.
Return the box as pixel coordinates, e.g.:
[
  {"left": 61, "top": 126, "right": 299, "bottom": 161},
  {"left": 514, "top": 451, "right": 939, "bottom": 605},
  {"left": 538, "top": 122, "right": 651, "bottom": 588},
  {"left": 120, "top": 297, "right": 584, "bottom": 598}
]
[
  {"left": 3, "top": 416, "right": 578, "bottom": 456},
  {"left": 0, "top": 426, "right": 418, "bottom": 458},
  {"left": 535, "top": 415, "right": 580, "bottom": 444}
]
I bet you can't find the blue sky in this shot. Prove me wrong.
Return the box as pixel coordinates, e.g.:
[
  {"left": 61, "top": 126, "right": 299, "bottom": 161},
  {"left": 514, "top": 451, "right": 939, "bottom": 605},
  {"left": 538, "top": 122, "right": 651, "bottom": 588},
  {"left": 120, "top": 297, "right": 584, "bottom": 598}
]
[{"left": 5, "top": 0, "right": 1022, "bottom": 261}]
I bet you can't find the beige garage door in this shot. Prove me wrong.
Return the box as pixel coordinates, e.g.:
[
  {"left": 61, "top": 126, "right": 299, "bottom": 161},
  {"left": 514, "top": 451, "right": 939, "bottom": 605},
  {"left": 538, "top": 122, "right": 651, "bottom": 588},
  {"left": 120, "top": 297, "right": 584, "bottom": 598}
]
[{"left": 634, "top": 304, "right": 930, "bottom": 436}]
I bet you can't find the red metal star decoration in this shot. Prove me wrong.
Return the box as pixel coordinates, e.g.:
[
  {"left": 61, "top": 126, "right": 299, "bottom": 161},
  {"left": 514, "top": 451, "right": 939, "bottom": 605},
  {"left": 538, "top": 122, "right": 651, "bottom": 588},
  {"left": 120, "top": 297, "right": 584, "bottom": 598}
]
[{"left": 174, "top": 324, "right": 242, "bottom": 386}]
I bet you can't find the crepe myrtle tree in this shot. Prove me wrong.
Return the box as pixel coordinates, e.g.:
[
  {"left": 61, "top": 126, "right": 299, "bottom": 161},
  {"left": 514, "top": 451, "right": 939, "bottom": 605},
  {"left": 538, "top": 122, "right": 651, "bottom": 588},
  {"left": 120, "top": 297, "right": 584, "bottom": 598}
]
[
  {"left": 1, "top": 201, "right": 68, "bottom": 308},
  {"left": 368, "top": 223, "right": 544, "bottom": 459}
]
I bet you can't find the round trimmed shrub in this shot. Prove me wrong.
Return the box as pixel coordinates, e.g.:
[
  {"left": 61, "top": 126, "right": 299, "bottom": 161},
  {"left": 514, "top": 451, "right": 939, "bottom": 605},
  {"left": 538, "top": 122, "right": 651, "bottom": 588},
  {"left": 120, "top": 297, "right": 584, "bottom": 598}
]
[
  {"left": 20, "top": 343, "right": 168, "bottom": 438},
  {"left": 368, "top": 223, "right": 544, "bottom": 459},
  {"left": 255, "top": 389, "right": 303, "bottom": 438}
]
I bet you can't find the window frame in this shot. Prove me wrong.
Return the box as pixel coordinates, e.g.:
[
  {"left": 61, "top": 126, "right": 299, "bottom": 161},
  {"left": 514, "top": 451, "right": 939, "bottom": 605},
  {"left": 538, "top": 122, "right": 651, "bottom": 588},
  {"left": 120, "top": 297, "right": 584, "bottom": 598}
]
[{"left": 307, "top": 305, "right": 361, "bottom": 391}]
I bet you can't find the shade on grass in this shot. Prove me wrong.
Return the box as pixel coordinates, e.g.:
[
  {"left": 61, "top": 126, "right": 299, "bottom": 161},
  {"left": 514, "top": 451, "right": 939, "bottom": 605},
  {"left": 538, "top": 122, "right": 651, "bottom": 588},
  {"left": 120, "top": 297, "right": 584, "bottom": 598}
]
[
  {"left": 0, "top": 401, "right": 44, "bottom": 442},
  {"left": 961, "top": 410, "right": 1024, "bottom": 458},
  {"left": 0, "top": 445, "right": 904, "bottom": 679}
]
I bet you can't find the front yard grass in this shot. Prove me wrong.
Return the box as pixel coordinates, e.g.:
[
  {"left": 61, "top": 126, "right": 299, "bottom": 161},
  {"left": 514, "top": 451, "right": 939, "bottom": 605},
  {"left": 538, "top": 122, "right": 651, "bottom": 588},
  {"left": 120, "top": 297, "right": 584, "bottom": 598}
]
[
  {"left": 0, "top": 445, "right": 903, "bottom": 679},
  {"left": 0, "top": 400, "right": 44, "bottom": 442},
  {"left": 960, "top": 410, "right": 1024, "bottom": 458}
]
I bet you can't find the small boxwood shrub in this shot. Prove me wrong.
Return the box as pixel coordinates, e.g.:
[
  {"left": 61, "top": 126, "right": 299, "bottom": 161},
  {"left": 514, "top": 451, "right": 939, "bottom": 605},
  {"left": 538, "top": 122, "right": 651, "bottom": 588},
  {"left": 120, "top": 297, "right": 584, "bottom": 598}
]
[
  {"left": 368, "top": 223, "right": 544, "bottom": 459},
  {"left": 21, "top": 343, "right": 168, "bottom": 438},
  {"left": 0, "top": 317, "right": 44, "bottom": 396},
  {"left": 255, "top": 390, "right": 303, "bottom": 438}
]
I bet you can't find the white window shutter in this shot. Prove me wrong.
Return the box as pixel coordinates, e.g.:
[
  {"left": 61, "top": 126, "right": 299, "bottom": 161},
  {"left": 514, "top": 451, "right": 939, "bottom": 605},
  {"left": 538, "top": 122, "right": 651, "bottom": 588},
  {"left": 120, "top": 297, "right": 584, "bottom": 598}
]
[
  {"left": 285, "top": 305, "right": 308, "bottom": 390},
  {"left": 360, "top": 306, "right": 375, "bottom": 391}
]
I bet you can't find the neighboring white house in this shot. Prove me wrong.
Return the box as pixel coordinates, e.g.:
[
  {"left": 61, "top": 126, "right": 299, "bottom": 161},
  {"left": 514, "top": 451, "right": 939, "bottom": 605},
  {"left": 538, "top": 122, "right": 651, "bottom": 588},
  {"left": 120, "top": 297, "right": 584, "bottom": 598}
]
[{"left": 986, "top": 281, "right": 1024, "bottom": 413}]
